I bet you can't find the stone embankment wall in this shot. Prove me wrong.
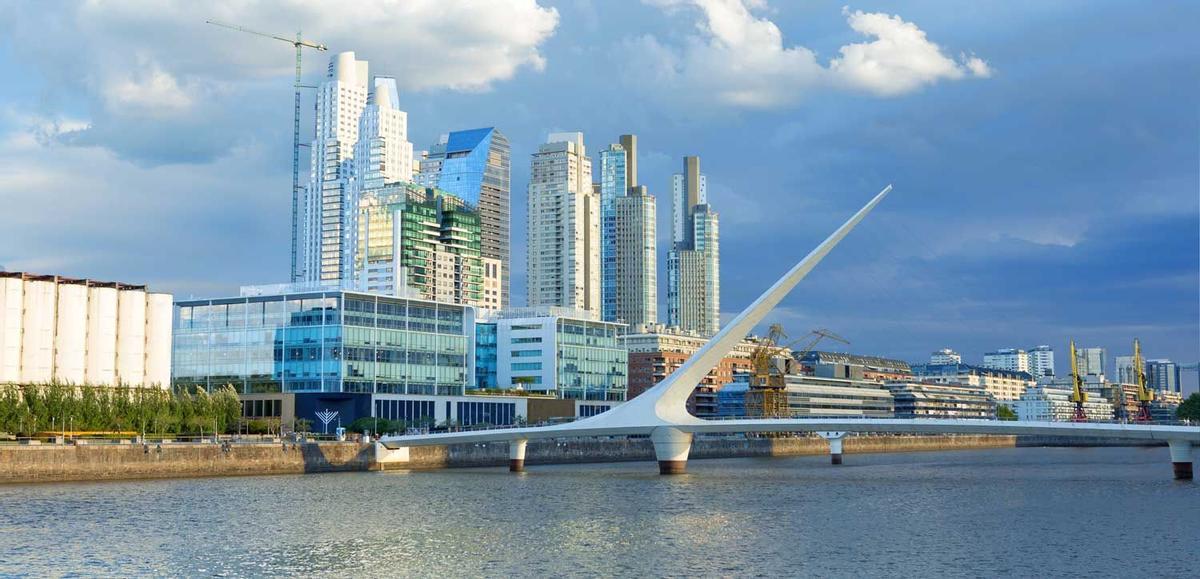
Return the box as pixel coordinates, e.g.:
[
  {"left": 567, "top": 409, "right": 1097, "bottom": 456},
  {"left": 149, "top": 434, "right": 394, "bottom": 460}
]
[
  {"left": 390, "top": 434, "right": 1019, "bottom": 470},
  {"left": 0, "top": 441, "right": 371, "bottom": 484},
  {"left": 7, "top": 434, "right": 1121, "bottom": 483}
]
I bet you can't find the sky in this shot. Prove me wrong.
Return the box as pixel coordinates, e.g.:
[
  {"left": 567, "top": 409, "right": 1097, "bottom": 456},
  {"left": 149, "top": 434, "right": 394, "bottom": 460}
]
[{"left": 0, "top": 0, "right": 1196, "bottom": 390}]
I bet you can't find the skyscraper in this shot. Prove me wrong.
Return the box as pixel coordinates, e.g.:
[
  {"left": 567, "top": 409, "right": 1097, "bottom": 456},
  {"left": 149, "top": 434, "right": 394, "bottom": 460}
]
[
  {"left": 419, "top": 128, "right": 511, "bottom": 307},
  {"left": 667, "top": 156, "right": 720, "bottom": 336},
  {"left": 615, "top": 185, "right": 657, "bottom": 325},
  {"left": 294, "top": 52, "right": 415, "bottom": 288},
  {"left": 1076, "top": 347, "right": 1106, "bottom": 378},
  {"left": 344, "top": 76, "right": 414, "bottom": 281},
  {"left": 526, "top": 132, "right": 599, "bottom": 314},
  {"left": 1028, "top": 345, "right": 1055, "bottom": 378},
  {"left": 1145, "top": 359, "right": 1181, "bottom": 393},
  {"left": 353, "top": 183, "right": 488, "bottom": 307},
  {"left": 599, "top": 135, "right": 639, "bottom": 322}
]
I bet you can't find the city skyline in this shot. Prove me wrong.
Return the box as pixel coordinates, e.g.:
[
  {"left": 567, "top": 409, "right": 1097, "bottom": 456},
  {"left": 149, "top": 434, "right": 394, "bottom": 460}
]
[{"left": 0, "top": 1, "right": 1196, "bottom": 390}]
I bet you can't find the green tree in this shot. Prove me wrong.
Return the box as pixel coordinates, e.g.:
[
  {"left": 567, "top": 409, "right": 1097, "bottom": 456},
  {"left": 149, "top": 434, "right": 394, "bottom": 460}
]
[
  {"left": 997, "top": 404, "right": 1017, "bottom": 421},
  {"left": 213, "top": 385, "right": 242, "bottom": 434},
  {"left": 1177, "top": 393, "right": 1200, "bottom": 422}
]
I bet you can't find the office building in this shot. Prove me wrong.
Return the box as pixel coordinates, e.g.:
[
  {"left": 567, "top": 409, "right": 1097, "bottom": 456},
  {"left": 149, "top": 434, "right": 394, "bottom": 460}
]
[
  {"left": 930, "top": 348, "right": 961, "bottom": 365},
  {"left": 354, "top": 183, "right": 488, "bottom": 307},
  {"left": 910, "top": 363, "right": 1035, "bottom": 401},
  {"left": 1145, "top": 359, "right": 1181, "bottom": 394},
  {"left": 418, "top": 128, "right": 511, "bottom": 306},
  {"left": 1114, "top": 355, "right": 1137, "bottom": 386},
  {"left": 478, "top": 307, "right": 627, "bottom": 402},
  {"left": 0, "top": 272, "right": 172, "bottom": 387},
  {"left": 716, "top": 373, "right": 894, "bottom": 419},
  {"left": 623, "top": 324, "right": 757, "bottom": 415},
  {"left": 1077, "top": 347, "right": 1106, "bottom": 379},
  {"left": 1014, "top": 386, "right": 1114, "bottom": 422},
  {"left": 1028, "top": 345, "right": 1055, "bottom": 378},
  {"left": 885, "top": 381, "right": 996, "bottom": 419},
  {"left": 983, "top": 348, "right": 1029, "bottom": 373},
  {"left": 667, "top": 156, "right": 720, "bottom": 337},
  {"left": 526, "top": 132, "right": 600, "bottom": 314},
  {"left": 598, "top": 140, "right": 627, "bottom": 322}
]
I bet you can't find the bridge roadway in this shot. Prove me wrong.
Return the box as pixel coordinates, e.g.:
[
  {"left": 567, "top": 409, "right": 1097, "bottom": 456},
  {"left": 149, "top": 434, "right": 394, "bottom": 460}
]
[{"left": 377, "top": 186, "right": 1199, "bottom": 479}]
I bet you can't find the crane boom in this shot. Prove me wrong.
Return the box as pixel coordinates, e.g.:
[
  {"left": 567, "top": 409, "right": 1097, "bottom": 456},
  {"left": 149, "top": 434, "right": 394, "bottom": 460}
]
[
  {"left": 205, "top": 19, "right": 327, "bottom": 282},
  {"left": 205, "top": 20, "right": 327, "bottom": 50},
  {"left": 1069, "top": 340, "right": 1089, "bottom": 422},
  {"left": 1133, "top": 338, "right": 1154, "bottom": 422}
]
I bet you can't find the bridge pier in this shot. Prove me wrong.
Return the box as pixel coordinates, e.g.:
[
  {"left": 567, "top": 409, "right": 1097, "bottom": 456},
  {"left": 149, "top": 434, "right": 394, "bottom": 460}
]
[
  {"left": 1169, "top": 440, "right": 1193, "bottom": 480},
  {"left": 817, "top": 431, "right": 847, "bottom": 465},
  {"left": 509, "top": 439, "right": 528, "bottom": 472},
  {"left": 652, "top": 426, "right": 693, "bottom": 475}
]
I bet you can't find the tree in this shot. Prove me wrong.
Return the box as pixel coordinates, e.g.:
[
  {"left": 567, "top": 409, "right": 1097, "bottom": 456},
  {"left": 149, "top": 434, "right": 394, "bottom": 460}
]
[
  {"left": 1177, "top": 393, "right": 1200, "bottom": 422},
  {"left": 997, "top": 404, "right": 1017, "bottom": 421}
]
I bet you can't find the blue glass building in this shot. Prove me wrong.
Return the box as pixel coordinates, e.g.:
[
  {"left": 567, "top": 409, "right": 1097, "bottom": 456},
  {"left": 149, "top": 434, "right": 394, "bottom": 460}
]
[
  {"left": 598, "top": 144, "right": 627, "bottom": 323},
  {"left": 419, "top": 127, "right": 511, "bottom": 306}
]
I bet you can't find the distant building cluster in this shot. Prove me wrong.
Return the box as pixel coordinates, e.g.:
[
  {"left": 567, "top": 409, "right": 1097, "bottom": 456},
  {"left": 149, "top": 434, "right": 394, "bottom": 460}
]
[{"left": 4, "top": 50, "right": 1191, "bottom": 434}]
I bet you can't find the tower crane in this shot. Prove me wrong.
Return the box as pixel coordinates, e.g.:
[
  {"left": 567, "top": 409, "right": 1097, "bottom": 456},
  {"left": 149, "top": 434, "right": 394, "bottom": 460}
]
[
  {"left": 746, "top": 326, "right": 849, "bottom": 418},
  {"left": 206, "top": 19, "right": 327, "bottom": 280},
  {"left": 1069, "top": 340, "right": 1089, "bottom": 422},
  {"left": 1132, "top": 338, "right": 1155, "bottom": 422}
]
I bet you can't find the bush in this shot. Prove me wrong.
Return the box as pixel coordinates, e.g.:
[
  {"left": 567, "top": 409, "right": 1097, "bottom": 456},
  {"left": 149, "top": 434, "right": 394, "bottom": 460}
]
[{"left": 1177, "top": 393, "right": 1200, "bottom": 422}]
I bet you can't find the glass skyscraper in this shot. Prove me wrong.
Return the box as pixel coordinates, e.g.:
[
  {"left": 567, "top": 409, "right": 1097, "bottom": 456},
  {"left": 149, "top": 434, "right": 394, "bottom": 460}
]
[
  {"left": 667, "top": 156, "right": 720, "bottom": 337},
  {"left": 599, "top": 144, "right": 627, "bottom": 322},
  {"left": 419, "top": 127, "right": 511, "bottom": 307}
]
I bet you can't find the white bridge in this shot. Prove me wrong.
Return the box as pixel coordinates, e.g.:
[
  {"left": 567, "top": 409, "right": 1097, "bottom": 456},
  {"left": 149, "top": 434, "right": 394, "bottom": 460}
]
[{"left": 380, "top": 186, "right": 1199, "bottom": 479}]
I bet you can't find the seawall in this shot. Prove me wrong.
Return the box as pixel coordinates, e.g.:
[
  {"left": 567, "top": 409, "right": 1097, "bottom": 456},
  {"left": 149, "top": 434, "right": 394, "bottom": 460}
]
[
  {"left": 6, "top": 434, "right": 1158, "bottom": 484},
  {"left": 0, "top": 441, "right": 372, "bottom": 484}
]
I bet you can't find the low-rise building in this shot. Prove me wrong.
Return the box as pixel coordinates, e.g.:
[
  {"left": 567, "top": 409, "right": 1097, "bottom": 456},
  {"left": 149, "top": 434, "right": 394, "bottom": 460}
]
[
  {"left": 983, "top": 348, "right": 1029, "bottom": 373},
  {"left": 797, "top": 351, "right": 912, "bottom": 382},
  {"left": 1, "top": 271, "right": 172, "bottom": 387},
  {"left": 911, "top": 363, "right": 1035, "bottom": 402},
  {"left": 930, "top": 348, "right": 962, "bottom": 365},
  {"left": 482, "top": 307, "right": 627, "bottom": 402},
  {"left": 885, "top": 381, "right": 996, "bottom": 419},
  {"left": 714, "top": 374, "right": 894, "bottom": 419},
  {"left": 1014, "top": 386, "right": 1114, "bottom": 422},
  {"left": 623, "top": 324, "right": 756, "bottom": 415}
]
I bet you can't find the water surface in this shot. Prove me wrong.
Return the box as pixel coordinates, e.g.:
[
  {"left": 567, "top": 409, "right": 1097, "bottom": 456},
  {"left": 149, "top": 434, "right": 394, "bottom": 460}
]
[{"left": 1, "top": 446, "right": 1195, "bottom": 577}]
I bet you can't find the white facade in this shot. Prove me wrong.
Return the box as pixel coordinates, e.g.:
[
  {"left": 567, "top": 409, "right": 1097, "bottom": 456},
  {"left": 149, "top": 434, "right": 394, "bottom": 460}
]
[
  {"left": 526, "top": 132, "right": 600, "bottom": 314},
  {"left": 481, "top": 258, "right": 503, "bottom": 311},
  {"left": 1028, "top": 345, "right": 1054, "bottom": 378},
  {"left": 983, "top": 348, "right": 1029, "bottom": 373},
  {"left": 614, "top": 186, "right": 657, "bottom": 326},
  {"left": 930, "top": 348, "right": 962, "bottom": 365},
  {"left": 1015, "top": 386, "right": 1114, "bottom": 422},
  {"left": 0, "top": 273, "right": 171, "bottom": 387}
]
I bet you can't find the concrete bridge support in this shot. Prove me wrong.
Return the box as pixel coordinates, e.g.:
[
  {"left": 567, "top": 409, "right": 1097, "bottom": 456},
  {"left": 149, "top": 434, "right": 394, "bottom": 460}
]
[
  {"left": 818, "top": 431, "right": 847, "bottom": 465},
  {"left": 1168, "top": 440, "right": 1193, "bottom": 480},
  {"left": 509, "top": 439, "right": 528, "bottom": 472},
  {"left": 372, "top": 443, "right": 410, "bottom": 471},
  {"left": 652, "top": 427, "right": 693, "bottom": 475}
]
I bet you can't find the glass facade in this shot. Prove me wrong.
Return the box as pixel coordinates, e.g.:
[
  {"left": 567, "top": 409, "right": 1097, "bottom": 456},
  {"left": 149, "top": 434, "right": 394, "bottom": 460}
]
[
  {"left": 474, "top": 322, "right": 497, "bottom": 389},
  {"left": 599, "top": 145, "right": 626, "bottom": 323},
  {"left": 173, "top": 291, "right": 472, "bottom": 396},
  {"left": 556, "top": 318, "right": 627, "bottom": 401}
]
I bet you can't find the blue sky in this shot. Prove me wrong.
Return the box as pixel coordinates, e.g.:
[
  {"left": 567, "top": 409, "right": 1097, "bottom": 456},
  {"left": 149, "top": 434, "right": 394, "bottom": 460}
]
[{"left": 0, "top": 1, "right": 1196, "bottom": 389}]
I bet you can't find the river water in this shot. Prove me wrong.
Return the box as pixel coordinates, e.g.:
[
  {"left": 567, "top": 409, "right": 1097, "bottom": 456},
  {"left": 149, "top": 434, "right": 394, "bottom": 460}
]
[{"left": 0, "top": 446, "right": 1196, "bottom": 578}]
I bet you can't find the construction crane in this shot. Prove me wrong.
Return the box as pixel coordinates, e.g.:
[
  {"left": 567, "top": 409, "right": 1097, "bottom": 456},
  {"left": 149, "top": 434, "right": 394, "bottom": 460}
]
[
  {"left": 206, "top": 19, "right": 327, "bottom": 280},
  {"left": 1069, "top": 340, "right": 1089, "bottom": 422},
  {"left": 745, "top": 326, "right": 849, "bottom": 418},
  {"left": 1132, "top": 338, "right": 1155, "bottom": 422}
]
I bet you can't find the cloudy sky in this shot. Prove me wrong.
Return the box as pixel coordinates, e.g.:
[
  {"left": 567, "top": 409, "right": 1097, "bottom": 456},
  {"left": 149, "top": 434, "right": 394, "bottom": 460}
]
[{"left": 0, "top": 0, "right": 1196, "bottom": 387}]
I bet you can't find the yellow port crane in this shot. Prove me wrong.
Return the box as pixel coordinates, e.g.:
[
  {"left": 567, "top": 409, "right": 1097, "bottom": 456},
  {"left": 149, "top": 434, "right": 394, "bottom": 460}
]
[
  {"left": 1069, "top": 340, "right": 1089, "bottom": 422},
  {"left": 745, "top": 326, "right": 848, "bottom": 418},
  {"left": 1132, "top": 338, "right": 1155, "bottom": 422}
]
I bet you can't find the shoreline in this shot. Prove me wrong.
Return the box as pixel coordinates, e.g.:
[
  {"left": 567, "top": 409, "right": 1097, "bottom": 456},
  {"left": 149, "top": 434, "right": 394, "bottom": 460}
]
[{"left": 0, "top": 434, "right": 1166, "bottom": 485}]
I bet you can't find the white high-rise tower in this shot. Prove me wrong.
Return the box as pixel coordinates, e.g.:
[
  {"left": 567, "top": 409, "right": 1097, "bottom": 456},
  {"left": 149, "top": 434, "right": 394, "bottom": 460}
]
[
  {"left": 526, "top": 132, "right": 599, "bottom": 314},
  {"left": 297, "top": 51, "right": 369, "bottom": 284}
]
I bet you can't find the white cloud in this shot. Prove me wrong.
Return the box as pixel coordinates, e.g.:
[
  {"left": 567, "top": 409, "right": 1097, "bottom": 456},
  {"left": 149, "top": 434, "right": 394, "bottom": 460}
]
[
  {"left": 630, "top": 1, "right": 991, "bottom": 108},
  {"left": 0, "top": 0, "right": 559, "bottom": 162}
]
